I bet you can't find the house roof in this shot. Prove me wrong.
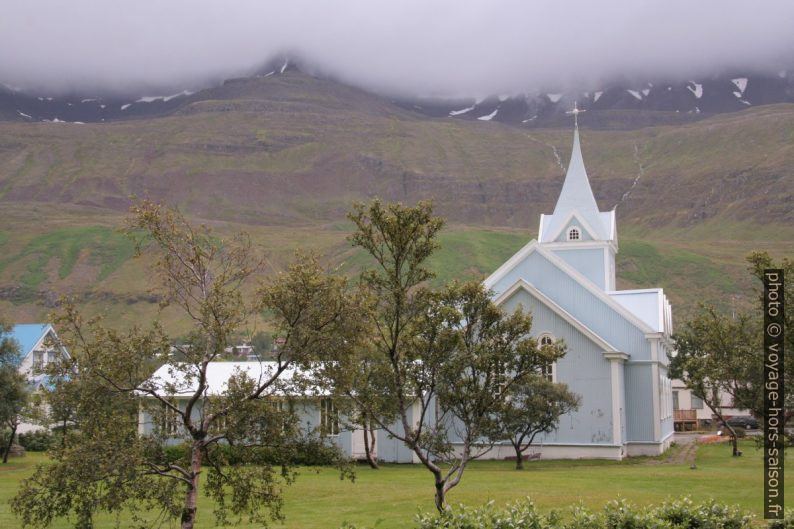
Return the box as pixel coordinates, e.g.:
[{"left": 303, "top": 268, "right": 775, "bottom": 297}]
[
  {"left": 7, "top": 324, "right": 53, "bottom": 360},
  {"left": 144, "top": 361, "right": 324, "bottom": 397}
]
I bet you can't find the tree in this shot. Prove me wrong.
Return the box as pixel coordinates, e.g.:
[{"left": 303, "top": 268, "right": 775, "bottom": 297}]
[
  {"left": 330, "top": 200, "right": 556, "bottom": 511},
  {"left": 0, "top": 318, "right": 28, "bottom": 463},
  {"left": 491, "top": 374, "right": 580, "bottom": 470},
  {"left": 12, "top": 202, "right": 359, "bottom": 529},
  {"left": 670, "top": 305, "right": 755, "bottom": 456},
  {"left": 746, "top": 252, "right": 793, "bottom": 420},
  {"left": 670, "top": 251, "right": 792, "bottom": 457}
]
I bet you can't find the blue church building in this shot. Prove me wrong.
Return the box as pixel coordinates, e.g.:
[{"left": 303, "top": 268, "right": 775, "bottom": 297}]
[
  {"left": 481, "top": 117, "right": 675, "bottom": 459},
  {"left": 138, "top": 118, "right": 675, "bottom": 461}
]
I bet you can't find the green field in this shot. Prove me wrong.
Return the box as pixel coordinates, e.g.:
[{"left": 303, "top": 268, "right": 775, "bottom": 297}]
[{"left": 0, "top": 440, "right": 787, "bottom": 529}]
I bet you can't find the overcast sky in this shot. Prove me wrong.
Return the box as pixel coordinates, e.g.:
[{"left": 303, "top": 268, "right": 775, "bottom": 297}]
[{"left": 2, "top": 0, "right": 794, "bottom": 97}]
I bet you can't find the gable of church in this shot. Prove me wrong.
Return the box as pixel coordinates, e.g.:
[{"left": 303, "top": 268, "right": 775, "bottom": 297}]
[{"left": 487, "top": 246, "right": 653, "bottom": 359}]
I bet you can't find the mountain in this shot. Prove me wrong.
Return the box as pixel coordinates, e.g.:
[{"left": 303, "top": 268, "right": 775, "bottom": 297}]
[
  {"left": 0, "top": 67, "right": 791, "bottom": 332},
  {"left": 3, "top": 59, "right": 794, "bottom": 130}
]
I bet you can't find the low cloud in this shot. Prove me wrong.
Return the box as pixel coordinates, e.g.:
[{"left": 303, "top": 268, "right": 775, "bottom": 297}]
[{"left": 2, "top": 0, "right": 793, "bottom": 96}]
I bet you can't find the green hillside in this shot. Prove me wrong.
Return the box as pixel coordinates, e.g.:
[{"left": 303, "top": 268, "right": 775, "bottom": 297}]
[{"left": 0, "top": 72, "right": 791, "bottom": 331}]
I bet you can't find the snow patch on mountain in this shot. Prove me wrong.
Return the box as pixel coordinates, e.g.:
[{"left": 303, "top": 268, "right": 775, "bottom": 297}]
[
  {"left": 593, "top": 91, "right": 603, "bottom": 102},
  {"left": 477, "top": 109, "right": 498, "bottom": 121},
  {"left": 449, "top": 105, "right": 475, "bottom": 116},
  {"left": 688, "top": 82, "right": 703, "bottom": 99},
  {"left": 547, "top": 93, "right": 563, "bottom": 103},
  {"left": 627, "top": 89, "right": 642, "bottom": 100},
  {"left": 731, "top": 77, "right": 748, "bottom": 94},
  {"left": 17, "top": 110, "right": 32, "bottom": 119},
  {"left": 136, "top": 90, "right": 193, "bottom": 103}
]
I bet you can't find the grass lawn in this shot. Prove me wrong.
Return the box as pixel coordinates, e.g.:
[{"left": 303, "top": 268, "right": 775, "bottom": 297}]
[{"left": 0, "top": 440, "right": 788, "bottom": 529}]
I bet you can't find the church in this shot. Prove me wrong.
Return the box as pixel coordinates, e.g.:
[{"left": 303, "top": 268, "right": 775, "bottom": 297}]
[
  {"left": 480, "top": 113, "right": 675, "bottom": 459},
  {"left": 137, "top": 116, "right": 675, "bottom": 462}
]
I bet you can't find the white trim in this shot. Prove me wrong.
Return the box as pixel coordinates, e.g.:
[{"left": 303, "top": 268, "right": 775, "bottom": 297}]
[
  {"left": 608, "top": 356, "right": 624, "bottom": 445},
  {"left": 494, "top": 279, "right": 619, "bottom": 353},
  {"left": 546, "top": 210, "right": 603, "bottom": 243},
  {"left": 537, "top": 214, "right": 546, "bottom": 242},
  {"left": 484, "top": 242, "right": 657, "bottom": 335},
  {"left": 542, "top": 239, "right": 617, "bottom": 252},
  {"left": 651, "top": 363, "right": 661, "bottom": 440}
]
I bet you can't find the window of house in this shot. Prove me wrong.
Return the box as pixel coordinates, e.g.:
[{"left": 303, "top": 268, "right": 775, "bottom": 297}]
[
  {"left": 33, "top": 351, "right": 44, "bottom": 369},
  {"left": 567, "top": 227, "right": 580, "bottom": 241},
  {"left": 320, "top": 398, "right": 339, "bottom": 436},
  {"left": 161, "top": 404, "right": 180, "bottom": 437},
  {"left": 672, "top": 391, "right": 679, "bottom": 410},
  {"left": 538, "top": 334, "right": 555, "bottom": 382},
  {"left": 691, "top": 395, "right": 704, "bottom": 409}
]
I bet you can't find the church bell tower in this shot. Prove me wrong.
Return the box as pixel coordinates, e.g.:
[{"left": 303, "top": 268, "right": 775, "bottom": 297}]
[{"left": 537, "top": 105, "right": 617, "bottom": 290}]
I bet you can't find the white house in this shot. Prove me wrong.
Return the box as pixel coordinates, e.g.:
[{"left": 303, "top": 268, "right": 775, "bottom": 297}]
[
  {"left": 671, "top": 380, "right": 752, "bottom": 430},
  {"left": 6, "top": 323, "right": 70, "bottom": 433}
]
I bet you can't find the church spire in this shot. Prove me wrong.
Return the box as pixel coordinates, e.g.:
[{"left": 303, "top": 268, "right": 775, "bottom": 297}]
[{"left": 539, "top": 103, "right": 611, "bottom": 242}]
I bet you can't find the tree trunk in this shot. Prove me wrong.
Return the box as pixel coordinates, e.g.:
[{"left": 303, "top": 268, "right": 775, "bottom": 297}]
[
  {"left": 2, "top": 421, "right": 18, "bottom": 463},
  {"left": 180, "top": 441, "right": 204, "bottom": 529},
  {"left": 362, "top": 418, "right": 379, "bottom": 469},
  {"left": 434, "top": 479, "right": 446, "bottom": 513},
  {"left": 513, "top": 442, "right": 524, "bottom": 470}
]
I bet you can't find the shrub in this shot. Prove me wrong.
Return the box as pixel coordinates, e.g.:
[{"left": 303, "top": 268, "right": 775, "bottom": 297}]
[
  {"left": 416, "top": 499, "right": 554, "bottom": 529},
  {"left": 402, "top": 497, "right": 754, "bottom": 529},
  {"left": 656, "top": 497, "right": 752, "bottom": 529},
  {"left": 17, "top": 430, "right": 54, "bottom": 452},
  {"left": 156, "top": 437, "right": 346, "bottom": 467},
  {"left": 767, "top": 510, "right": 794, "bottom": 529}
]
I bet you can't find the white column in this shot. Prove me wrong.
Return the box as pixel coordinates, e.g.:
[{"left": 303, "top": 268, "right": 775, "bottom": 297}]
[{"left": 604, "top": 352, "right": 628, "bottom": 451}]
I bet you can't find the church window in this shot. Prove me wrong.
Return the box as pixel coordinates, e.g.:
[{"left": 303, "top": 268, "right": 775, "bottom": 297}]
[
  {"left": 567, "top": 227, "right": 580, "bottom": 241},
  {"left": 538, "top": 334, "right": 556, "bottom": 382},
  {"left": 320, "top": 398, "right": 339, "bottom": 436}
]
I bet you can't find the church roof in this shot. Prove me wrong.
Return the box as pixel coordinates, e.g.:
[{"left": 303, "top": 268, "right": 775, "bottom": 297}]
[{"left": 539, "top": 123, "right": 613, "bottom": 242}]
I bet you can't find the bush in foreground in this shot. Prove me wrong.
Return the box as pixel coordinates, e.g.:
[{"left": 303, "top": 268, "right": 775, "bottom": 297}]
[{"left": 344, "top": 497, "right": 773, "bottom": 529}]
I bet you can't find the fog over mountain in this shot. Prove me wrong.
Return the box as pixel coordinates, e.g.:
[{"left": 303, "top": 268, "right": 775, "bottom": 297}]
[{"left": 3, "top": 0, "right": 794, "bottom": 98}]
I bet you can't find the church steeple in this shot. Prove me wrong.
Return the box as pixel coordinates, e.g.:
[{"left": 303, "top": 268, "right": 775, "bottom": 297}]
[{"left": 538, "top": 104, "right": 614, "bottom": 244}]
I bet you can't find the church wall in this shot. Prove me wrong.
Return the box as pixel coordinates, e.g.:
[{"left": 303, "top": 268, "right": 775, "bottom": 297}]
[
  {"left": 501, "top": 288, "right": 615, "bottom": 446},
  {"left": 491, "top": 251, "right": 652, "bottom": 360},
  {"left": 550, "top": 247, "right": 606, "bottom": 289},
  {"left": 624, "top": 363, "right": 657, "bottom": 442}
]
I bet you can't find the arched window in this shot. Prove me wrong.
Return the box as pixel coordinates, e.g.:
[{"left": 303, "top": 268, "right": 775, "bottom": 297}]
[
  {"left": 538, "top": 334, "right": 556, "bottom": 381},
  {"left": 567, "top": 227, "right": 580, "bottom": 241}
]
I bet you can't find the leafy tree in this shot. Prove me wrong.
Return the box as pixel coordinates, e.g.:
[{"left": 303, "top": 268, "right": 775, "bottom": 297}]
[
  {"left": 250, "top": 331, "right": 274, "bottom": 359},
  {"left": 12, "top": 202, "right": 359, "bottom": 529},
  {"left": 670, "top": 306, "right": 755, "bottom": 456},
  {"left": 331, "top": 200, "right": 555, "bottom": 511},
  {"left": 0, "top": 318, "right": 28, "bottom": 463},
  {"left": 490, "top": 374, "right": 580, "bottom": 470},
  {"left": 670, "top": 252, "right": 792, "bottom": 456},
  {"left": 746, "top": 252, "right": 793, "bottom": 420}
]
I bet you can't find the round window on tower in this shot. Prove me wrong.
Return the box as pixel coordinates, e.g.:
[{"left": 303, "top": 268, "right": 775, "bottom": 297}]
[{"left": 567, "top": 227, "right": 580, "bottom": 241}]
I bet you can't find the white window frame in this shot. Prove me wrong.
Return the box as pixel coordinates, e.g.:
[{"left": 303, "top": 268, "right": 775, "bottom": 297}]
[
  {"left": 319, "top": 398, "right": 339, "bottom": 437},
  {"left": 567, "top": 226, "right": 581, "bottom": 241},
  {"left": 537, "top": 334, "right": 557, "bottom": 382}
]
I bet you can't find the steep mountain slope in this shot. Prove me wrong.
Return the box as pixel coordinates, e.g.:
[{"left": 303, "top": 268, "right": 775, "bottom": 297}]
[{"left": 0, "top": 70, "right": 791, "bottom": 331}]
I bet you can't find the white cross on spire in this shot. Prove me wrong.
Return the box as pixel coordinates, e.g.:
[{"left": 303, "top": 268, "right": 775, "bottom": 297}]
[{"left": 565, "top": 101, "right": 586, "bottom": 128}]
